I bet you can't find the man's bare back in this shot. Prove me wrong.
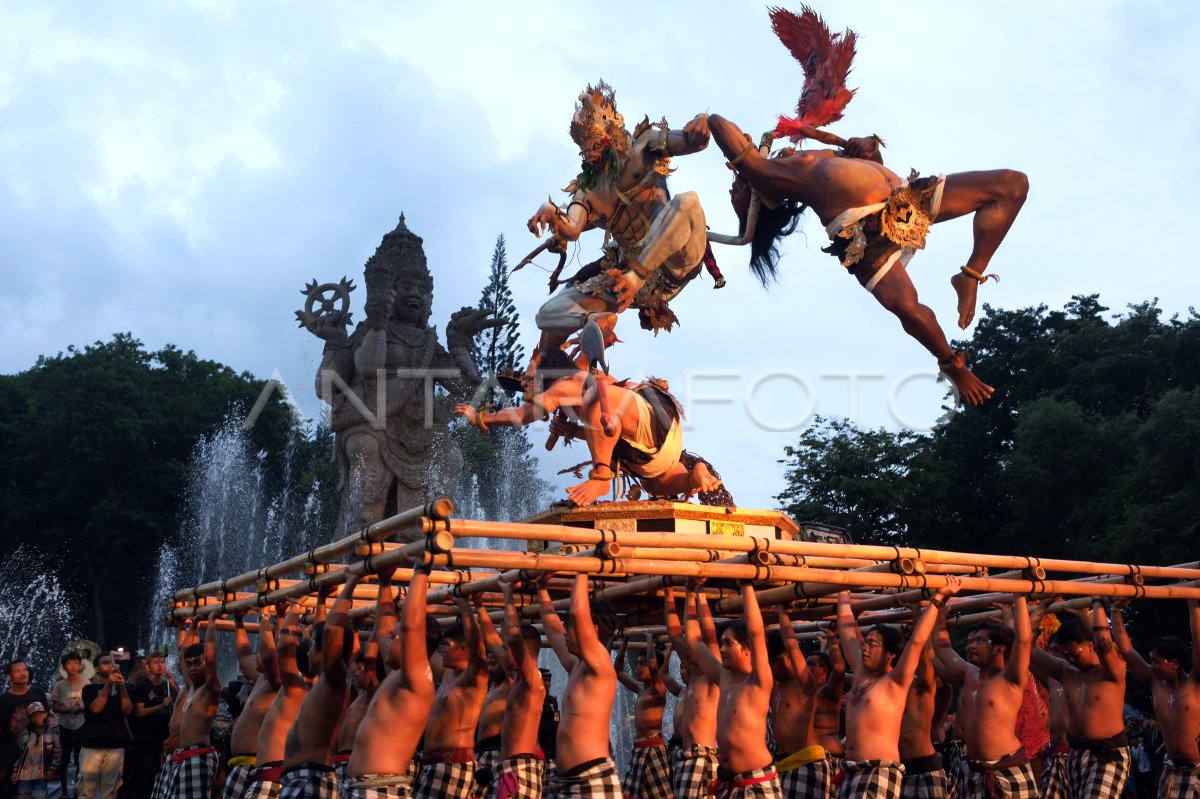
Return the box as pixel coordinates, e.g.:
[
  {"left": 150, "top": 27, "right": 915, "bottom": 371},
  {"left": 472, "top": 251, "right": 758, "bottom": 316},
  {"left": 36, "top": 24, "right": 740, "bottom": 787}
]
[
  {"left": 424, "top": 597, "right": 488, "bottom": 753},
  {"left": 499, "top": 583, "right": 545, "bottom": 759},
  {"left": 770, "top": 607, "right": 819, "bottom": 757},
  {"left": 178, "top": 621, "right": 221, "bottom": 748}
]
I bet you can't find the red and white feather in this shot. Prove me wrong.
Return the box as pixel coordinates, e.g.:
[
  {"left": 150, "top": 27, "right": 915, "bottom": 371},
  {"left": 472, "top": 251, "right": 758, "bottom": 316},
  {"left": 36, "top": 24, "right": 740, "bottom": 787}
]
[{"left": 769, "top": 5, "right": 858, "bottom": 142}]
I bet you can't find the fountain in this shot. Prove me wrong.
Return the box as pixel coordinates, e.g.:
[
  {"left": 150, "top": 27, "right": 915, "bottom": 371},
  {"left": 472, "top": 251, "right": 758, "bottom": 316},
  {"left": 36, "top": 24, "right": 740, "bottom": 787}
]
[{"left": 0, "top": 545, "right": 78, "bottom": 686}]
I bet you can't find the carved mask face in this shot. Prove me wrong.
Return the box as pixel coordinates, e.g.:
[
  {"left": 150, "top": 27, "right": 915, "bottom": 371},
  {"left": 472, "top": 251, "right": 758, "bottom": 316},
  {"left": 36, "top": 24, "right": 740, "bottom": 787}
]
[{"left": 392, "top": 276, "right": 430, "bottom": 327}]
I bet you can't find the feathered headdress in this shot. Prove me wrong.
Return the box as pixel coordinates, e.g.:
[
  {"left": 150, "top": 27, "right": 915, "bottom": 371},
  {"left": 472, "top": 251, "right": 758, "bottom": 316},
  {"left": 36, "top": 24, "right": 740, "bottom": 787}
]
[
  {"left": 569, "top": 81, "right": 628, "bottom": 153},
  {"left": 769, "top": 5, "right": 858, "bottom": 142}
]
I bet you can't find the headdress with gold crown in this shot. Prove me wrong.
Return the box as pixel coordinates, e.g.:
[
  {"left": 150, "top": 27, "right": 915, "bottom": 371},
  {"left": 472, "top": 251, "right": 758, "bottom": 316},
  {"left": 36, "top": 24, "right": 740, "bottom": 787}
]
[{"left": 568, "top": 81, "right": 631, "bottom": 191}]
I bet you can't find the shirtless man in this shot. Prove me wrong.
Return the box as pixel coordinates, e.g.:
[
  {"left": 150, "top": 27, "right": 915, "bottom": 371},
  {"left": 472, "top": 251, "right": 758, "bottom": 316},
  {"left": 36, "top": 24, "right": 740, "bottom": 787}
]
[
  {"left": 933, "top": 596, "right": 1036, "bottom": 799},
  {"left": 768, "top": 607, "right": 831, "bottom": 799},
  {"left": 810, "top": 633, "right": 846, "bottom": 783},
  {"left": 334, "top": 579, "right": 392, "bottom": 790},
  {"left": 1032, "top": 661, "right": 1071, "bottom": 799},
  {"left": 473, "top": 598, "right": 513, "bottom": 796},
  {"left": 707, "top": 115, "right": 1028, "bottom": 406},
  {"left": 537, "top": 573, "right": 622, "bottom": 796},
  {"left": 1111, "top": 600, "right": 1200, "bottom": 799},
  {"left": 897, "top": 638, "right": 946, "bottom": 799},
  {"left": 664, "top": 584, "right": 721, "bottom": 799},
  {"left": 835, "top": 578, "right": 961, "bottom": 799},
  {"left": 248, "top": 603, "right": 310, "bottom": 799},
  {"left": 456, "top": 347, "right": 722, "bottom": 506},
  {"left": 1030, "top": 600, "right": 1129, "bottom": 799},
  {"left": 168, "top": 617, "right": 222, "bottom": 799},
  {"left": 413, "top": 597, "right": 488, "bottom": 799},
  {"left": 616, "top": 634, "right": 671, "bottom": 799},
  {"left": 526, "top": 81, "right": 711, "bottom": 352},
  {"left": 690, "top": 584, "right": 779, "bottom": 799},
  {"left": 280, "top": 576, "right": 359, "bottom": 799},
  {"left": 345, "top": 565, "right": 435, "bottom": 799},
  {"left": 224, "top": 614, "right": 280, "bottom": 799},
  {"left": 489, "top": 582, "right": 548, "bottom": 799}
]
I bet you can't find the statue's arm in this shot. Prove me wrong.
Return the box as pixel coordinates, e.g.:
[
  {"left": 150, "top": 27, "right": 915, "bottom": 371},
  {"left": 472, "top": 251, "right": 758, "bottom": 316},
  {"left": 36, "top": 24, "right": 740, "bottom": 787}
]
[
  {"left": 659, "top": 113, "right": 711, "bottom": 157},
  {"left": 315, "top": 339, "right": 355, "bottom": 400},
  {"left": 528, "top": 191, "right": 594, "bottom": 242}
]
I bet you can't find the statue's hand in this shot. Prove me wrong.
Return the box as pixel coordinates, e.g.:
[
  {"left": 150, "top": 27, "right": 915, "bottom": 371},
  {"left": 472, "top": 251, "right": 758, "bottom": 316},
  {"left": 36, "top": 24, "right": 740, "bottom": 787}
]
[
  {"left": 528, "top": 202, "right": 561, "bottom": 238},
  {"left": 295, "top": 308, "right": 350, "bottom": 343},
  {"left": 447, "top": 306, "right": 507, "bottom": 348},
  {"left": 607, "top": 269, "right": 645, "bottom": 312},
  {"left": 682, "top": 113, "right": 710, "bottom": 149}
]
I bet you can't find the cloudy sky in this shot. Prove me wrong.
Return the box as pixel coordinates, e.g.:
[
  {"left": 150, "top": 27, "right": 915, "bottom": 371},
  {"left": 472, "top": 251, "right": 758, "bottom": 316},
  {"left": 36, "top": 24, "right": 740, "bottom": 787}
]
[{"left": 3, "top": 1, "right": 1198, "bottom": 512}]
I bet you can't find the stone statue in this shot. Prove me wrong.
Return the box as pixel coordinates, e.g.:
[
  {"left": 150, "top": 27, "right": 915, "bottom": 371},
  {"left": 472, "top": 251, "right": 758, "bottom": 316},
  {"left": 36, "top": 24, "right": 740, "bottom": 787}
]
[{"left": 296, "top": 215, "right": 500, "bottom": 537}]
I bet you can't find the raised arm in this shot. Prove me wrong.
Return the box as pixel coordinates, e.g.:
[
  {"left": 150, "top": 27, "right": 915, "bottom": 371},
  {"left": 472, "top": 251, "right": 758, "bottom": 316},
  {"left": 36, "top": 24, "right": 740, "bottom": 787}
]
[
  {"left": 663, "top": 586, "right": 690, "bottom": 663},
  {"left": 615, "top": 637, "right": 642, "bottom": 694},
  {"left": 836, "top": 591, "right": 865, "bottom": 674},
  {"left": 323, "top": 575, "right": 358, "bottom": 685},
  {"left": 931, "top": 606, "right": 970, "bottom": 687},
  {"left": 1004, "top": 595, "right": 1032, "bottom": 688},
  {"left": 476, "top": 599, "right": 515, "bottom": 676},
  {"left": 538, "top": 577, "right": 577, "bottom": 671},
  {"left": 571, "top": 574, "right": 613, "bottom": 675},
  {"left": 258, "top": 610, "right": 280, "bottom": 689},
  {"left": 372, "top": 569, "right": 399, "bottom": 670},
  {"left": 659, "top": 114, "right": 711, "bottom": 157},
  {"left": 453, "top": 596, "right": 488, "bottom": 685},
  {"left": 399, "top": 569, "right": 431, "bottom": 687},
  {"left": 892, "top": 578, "right": 961, "bottom": 689},
  {"left": 777, "top": 605, "right": 815, "bottom": 689},
  {"left": 1090, "top": 601, "right": 1124, "bottom": 682},
  {"left": 1190, "top": 600, "right": 1200, "bottom": 683},
  {"left": 1110, "top": 603, "right": 1153, "bottom": 684},
  {"left": 528, "top": 191, "right": 595, "bottom": 242},
  {"left": 233, "top": 611, "right": 259, "bottom": 681},
  {"left": 203, "top": 613, "right": 221, "bottom": 694},
  {"left": 276, "top": 604, "right": 306, "bottom": 692},
  {"left": 502, "top": 583, "right": 541, "bottom": 687},
  {"left": 820, "top": 628, "right": 846, "bottom": 702},
  {"left": 743, "top": 584, "right": 772, "bottom": 689},
  {"left": 687, "top": 586, "right": 721, "bottom": 682}
]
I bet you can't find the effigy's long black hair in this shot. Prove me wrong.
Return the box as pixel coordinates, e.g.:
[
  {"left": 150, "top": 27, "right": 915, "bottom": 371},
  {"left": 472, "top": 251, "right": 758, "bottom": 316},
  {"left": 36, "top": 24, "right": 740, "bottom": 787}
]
[{"left": 747, "top": 198, "right": 807, "bottom": 286}]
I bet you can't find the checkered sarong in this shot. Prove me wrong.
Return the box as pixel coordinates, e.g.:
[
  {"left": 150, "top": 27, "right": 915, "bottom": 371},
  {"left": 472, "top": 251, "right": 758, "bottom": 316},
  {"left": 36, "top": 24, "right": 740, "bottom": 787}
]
[
  {"left": 779, "top": 758, "right": 831, "bottom": 799},
  {"left": 671, "top": 745, "right": 718, "bottom": 799},
  {"left": 1064, "top": 745, "right": 1128, "bottom": 799},
  {"left": 224, "top": 763, "right": 258, "bottom": 799},
  {"left": 957, "top": 759, "right": 1036, "bottom": 799},
  {"left": 544, "top": 757, "right": 623, "bottom": 798},
  {"left": 488, "top": 754, "right": 544, "bottom": 799},
  {"left": 244, "top": 771, "right": 283, "bottom": 799},
  {"left": 342, "top": 774, "right": 412, "bottom": 799},
  {"left": 712, "top": 765, "right": 781, "bottom": 799},
  {"left": 1039, "top": 751, "right": 1068, "bottom": 799},
  {"left": 899, "top": 757, "right": 945, "bottom": 799},
  {"left": 413, "top": 760, "right": 476, "bottom": 799},
  {"left": 624, "top": 742, "right": 673, "bottom": 799},
  {"left": 938, "top": 744, "right": 964, "bottom": 799},
  {"left": 279, "top": 765, "right": 339, "bottom": 799},
  {"left": 172, "top": 748, "right": 220, "bottom": 799},
  {"left": 837, "top": 760, "right": 904, "bottom": 799},
  {"left": 151, "top": 756, "right": 181, "bottom": 799},
  {"left": 475, "top": 748, "right": 501, "bottom": 799},
  {"left": 1159, "top": 758, "right": 1200, "bottom": 799}
]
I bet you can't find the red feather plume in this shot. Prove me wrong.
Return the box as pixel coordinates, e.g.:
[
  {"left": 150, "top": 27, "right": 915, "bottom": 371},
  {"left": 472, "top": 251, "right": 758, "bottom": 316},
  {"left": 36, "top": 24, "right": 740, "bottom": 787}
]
[{"left": 768, "top": 5, "right": 858, "bottom": 141}]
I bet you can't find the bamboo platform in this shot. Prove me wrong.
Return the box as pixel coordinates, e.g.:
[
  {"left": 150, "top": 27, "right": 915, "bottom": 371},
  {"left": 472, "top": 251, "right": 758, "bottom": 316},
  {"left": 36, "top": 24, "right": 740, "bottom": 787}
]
[{"left": 169, "top": 498, "right": 1200, "bottom": 638}]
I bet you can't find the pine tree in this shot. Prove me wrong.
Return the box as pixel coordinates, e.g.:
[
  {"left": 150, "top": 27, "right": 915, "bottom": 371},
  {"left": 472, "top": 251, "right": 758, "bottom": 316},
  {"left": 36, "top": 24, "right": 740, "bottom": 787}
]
[{"left": 454, "top": 235, "right": 549, "bottom": 521}]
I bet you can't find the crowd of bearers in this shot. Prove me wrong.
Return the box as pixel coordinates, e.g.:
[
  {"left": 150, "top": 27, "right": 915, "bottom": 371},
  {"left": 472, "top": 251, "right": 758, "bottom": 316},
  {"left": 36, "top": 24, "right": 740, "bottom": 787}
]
[{"left": 18, "top": 567, "right": 1200, "bottom": 799}]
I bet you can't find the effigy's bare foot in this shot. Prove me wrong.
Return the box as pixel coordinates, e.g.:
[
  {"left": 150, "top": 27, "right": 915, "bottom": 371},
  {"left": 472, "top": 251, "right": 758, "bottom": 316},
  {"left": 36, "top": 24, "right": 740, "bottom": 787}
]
[
  {"left": 950, "top": 271, "right": 979, "bottom": 329},
  {"left": 566, "top": 478, "right": 612, "bottom": 506},
  {"left": 688, "top": 461, "right": 723, "bottom": 495},
  {"left": 938, "top": 350, "right": 994, "bottom": 406}
]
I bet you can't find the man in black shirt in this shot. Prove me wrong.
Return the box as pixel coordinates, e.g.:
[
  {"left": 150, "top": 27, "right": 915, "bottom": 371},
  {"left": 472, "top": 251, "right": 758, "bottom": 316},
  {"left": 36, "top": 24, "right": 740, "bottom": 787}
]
[
  {"left": 77, "top": 654, "right": 132, "bottom": 799},
  {"left": 124, "top": 652, "right": 176, "bottom": 799},
  {"left": 0, "top": 660, "right": 50, "bottom": 799}
]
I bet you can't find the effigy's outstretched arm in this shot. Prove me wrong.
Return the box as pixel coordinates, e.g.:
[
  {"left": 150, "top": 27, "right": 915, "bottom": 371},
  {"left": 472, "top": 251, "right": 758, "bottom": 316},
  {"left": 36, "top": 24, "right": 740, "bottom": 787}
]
[
  {"left": 654, "top": 113, "right": 711, "bottom": 157},
  {"left": 528, "top": 191, "right": 593, "bottom": 243}
]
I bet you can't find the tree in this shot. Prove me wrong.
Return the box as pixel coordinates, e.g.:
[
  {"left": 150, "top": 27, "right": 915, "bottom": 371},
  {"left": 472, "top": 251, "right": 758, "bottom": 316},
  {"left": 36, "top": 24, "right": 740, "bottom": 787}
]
[{"left": 453, "top": 235, "right": 549, "bottom": 521}]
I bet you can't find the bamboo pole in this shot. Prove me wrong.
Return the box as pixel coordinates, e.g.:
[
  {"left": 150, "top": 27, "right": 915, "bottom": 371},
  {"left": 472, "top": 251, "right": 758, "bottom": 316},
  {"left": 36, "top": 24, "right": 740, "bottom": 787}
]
[{"left": 428, "top": 518, "right": 1200, "bottom": 582}]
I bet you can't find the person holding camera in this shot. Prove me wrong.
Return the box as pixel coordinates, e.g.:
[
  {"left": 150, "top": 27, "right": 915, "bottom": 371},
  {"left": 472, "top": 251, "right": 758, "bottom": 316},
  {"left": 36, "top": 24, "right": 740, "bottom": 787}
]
[{"left": 76, "top": 655, "right": 131, "bottom": 799}]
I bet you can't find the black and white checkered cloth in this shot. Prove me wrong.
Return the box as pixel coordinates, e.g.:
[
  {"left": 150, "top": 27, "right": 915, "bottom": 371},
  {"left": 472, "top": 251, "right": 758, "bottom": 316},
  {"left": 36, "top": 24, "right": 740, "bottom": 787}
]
[
  {"left": 150, "top": 753, "right": 181, "bottom": 799},
  {"left": 712, "top": 765, "right": 781, "bottom": 799},
  {"left": 279, "top": 765, "right": 339, "bottom": 799},
  {"left": 487, "top": 754, "right": 544, "bottom": 799},
  {"left": 170, "top": 748, "right": 219, "bottom": 799},
  {"left": 412, "top": 760, "right": 477, "bottom": 799},
  {"left": 938, "top": 743, "right": 964, "bottom": 799},
  {"left": 224, "top": 763, "right": 259, "bottom": 799},
  {"left": 1065, "top": 745, "right": 1128, "bottom": 799},
  {"left": 958, "top": 760, "right": 1036, "bottom": 799},
  {"left": 244, "top": 768, "right": 283, "bottom": 799},
  {"left": 779, "top": 758, "right": 831, "bottom": 799},
  {"left": 899, "top": 758, "right": 946, "bottom": 799},
  {"left": 1158, "top": 757, "right": 1200, "bottom": 799},
  {"left": 670, "top": 745, "right": 718, "bottom": 799},
  {"left": 1039, "top": 751, "right": 1068, "bottom": 799},
  {"left": 837, "top": 760, "right": 904, "bottom": 799},
  {"left": 623, "top": 742, "right": 673, "bottom": 799},
  {"left": 475, "top": 747, "right": 501, "bottom": 799},
  {"left": 342, "top": 774, "right": 412, "bottom": 799},
  {"left": 544, "top": 757, "right": 623, "bottom": 798}
]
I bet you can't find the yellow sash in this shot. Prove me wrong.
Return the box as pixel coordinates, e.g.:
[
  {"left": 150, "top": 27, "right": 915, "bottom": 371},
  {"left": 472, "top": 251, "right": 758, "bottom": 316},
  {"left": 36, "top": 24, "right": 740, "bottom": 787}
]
[{"left": 776, "top": 745, "right": 827, "bottom": 772}]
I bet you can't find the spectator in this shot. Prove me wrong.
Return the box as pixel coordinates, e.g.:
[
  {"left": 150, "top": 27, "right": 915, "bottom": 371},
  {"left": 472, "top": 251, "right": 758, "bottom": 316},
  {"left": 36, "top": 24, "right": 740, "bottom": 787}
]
[
  {"left": 50, "top": 653, "right": 88, "bottom": 797},
  {"left": 0, "top": 661, "right": 50, "bottom": 799},
  {"left": 11, "top": 702, "right": 58, "bottom": 799},
  {"left": 76, "top": 655, "right": 131, "bottom": 799},
  {"left": 123, "top": 652, "right": 175, "bottom": 799}
]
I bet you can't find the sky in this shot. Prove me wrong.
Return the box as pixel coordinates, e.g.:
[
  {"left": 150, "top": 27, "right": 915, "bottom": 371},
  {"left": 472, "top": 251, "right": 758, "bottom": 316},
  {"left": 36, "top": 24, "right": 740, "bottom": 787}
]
[{"left": 2, "top": 0, "right": 1199, "bottom": 513}]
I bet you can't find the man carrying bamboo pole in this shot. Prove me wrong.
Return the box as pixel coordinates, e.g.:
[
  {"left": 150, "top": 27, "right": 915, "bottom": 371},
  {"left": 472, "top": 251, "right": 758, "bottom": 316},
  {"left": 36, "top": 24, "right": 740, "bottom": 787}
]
[
  {"left": 334, "top": 589, "right": 387, "bottom": 791},
  {"left": 488, "top": 582, "right": 548, "bottom": 799},
  {"left": 897, "top": 641, "right": 946, "bottom": 799},
  {"left": 224, "top": 614, "right": 280, "bottom": 799},
  {"left": 689, "top": 584, "right": 779, "bottom": 799},
  {"left": 768, "top": 606, "right": 830, "bottom": 799},
  {"left": 161, "top": 617, "right": 221, "bottom": 799},
  {"left": 663, "top": 584, "right": 720, "bottom": 799},
  {"left": 473, "top": 602, "right": 513, "bottom": 798},
  {"left": 1110, "top": 600, "right": 1200, "bottom": 799},
  {"left": 279, "top": 576, "right": 359, "bottom": 799},
  {"left": 810, "top": 635, "right": 845, "bottom": 786},
  {"left": 409, "top": 597, "right": 487, "bottom": 799},
  {"left": 616, "top": 633, "right": 671, "bottom": 799},
  {"left": 344, "top": 565, "right": 434, "bottom": 799},
  {"left": 249, "top": 602, "right": 316, "bottom": 799},
  {"left": 1029, "top": 601, "right": 1129, "bottom": 799},
  {"left": 537, "top": 573, "right": 622, "bottom": 797},
  {"left": 835, "top": 577, "right": 961, "bottom": 799},
  {"left": 932, "top": 597, "right": 1036, "bottom": 799}
]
